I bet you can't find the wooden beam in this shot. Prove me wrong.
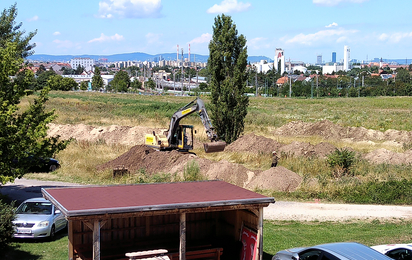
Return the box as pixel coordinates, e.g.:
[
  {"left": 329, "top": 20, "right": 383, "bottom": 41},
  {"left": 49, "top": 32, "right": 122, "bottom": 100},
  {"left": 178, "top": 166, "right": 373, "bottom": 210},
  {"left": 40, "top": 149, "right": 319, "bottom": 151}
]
[
  {"left": 68, "top": 220, "right": 74, "bottom": 260},
  {"left": 93, "top": 220, "right": 101, "bottom": 260},
  {"left": 67, "top": 203, "right": 270, "bottom": 221},
  {"left": 83, "top": 219, "right": 107, "bottom": 260},
  {"left": 257, "top": 208, "right": 263, "bottom": 260},
  {"left": 179, "top": 213, "right": 186, "bottom": 260}
]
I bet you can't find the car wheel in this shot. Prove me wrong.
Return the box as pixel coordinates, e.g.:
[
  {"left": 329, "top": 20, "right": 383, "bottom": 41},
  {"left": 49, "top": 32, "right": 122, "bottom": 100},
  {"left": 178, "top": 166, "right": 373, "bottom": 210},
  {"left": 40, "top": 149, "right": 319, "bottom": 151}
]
[
  {"left": 49, "top": 225, "right": 56, "bottom": 240},
  {"left": 49, "top": 164, "right": 57, "bottom": 172}
]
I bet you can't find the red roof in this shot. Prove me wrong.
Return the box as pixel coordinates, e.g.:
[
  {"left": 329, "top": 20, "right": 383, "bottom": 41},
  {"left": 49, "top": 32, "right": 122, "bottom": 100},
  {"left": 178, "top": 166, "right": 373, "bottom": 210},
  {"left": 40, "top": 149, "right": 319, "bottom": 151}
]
[{"left": 42, "top": 181, "right": 274, "bottom": 217}]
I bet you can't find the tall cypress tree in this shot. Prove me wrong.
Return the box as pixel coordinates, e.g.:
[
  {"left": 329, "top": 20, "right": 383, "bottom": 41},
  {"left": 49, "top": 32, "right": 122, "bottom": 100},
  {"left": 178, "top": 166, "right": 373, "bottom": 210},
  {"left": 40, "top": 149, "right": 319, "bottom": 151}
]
[
  {"left": 0, "top": 4, "right": 69, "bottom": 184},
  {"left": 208, "top": 14, "right": 249, "bottom": 144}
]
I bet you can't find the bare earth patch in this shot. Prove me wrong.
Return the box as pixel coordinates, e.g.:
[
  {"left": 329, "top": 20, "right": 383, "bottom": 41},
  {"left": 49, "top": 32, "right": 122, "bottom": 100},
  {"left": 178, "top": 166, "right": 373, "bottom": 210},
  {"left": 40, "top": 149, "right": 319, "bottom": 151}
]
[{"left": 48, "top": 120, "right": 412, "bottom": 192}]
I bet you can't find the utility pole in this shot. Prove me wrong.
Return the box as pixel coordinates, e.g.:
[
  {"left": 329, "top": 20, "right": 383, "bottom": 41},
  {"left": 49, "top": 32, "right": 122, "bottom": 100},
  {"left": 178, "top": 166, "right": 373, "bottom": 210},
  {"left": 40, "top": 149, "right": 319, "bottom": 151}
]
[
  {"left": 181, "top": 48, "right": 184, "bottom": 96},
  {"left": 255, "top": 73, "right": 258, "bottom": 97}
]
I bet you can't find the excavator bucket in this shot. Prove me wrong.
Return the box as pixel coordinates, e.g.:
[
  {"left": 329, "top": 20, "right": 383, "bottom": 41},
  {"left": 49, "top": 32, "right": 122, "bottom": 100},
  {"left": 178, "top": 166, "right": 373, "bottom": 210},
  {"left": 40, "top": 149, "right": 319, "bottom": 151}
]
[{"left": 203, "top": 141, "right": 226, "bottom": 153}]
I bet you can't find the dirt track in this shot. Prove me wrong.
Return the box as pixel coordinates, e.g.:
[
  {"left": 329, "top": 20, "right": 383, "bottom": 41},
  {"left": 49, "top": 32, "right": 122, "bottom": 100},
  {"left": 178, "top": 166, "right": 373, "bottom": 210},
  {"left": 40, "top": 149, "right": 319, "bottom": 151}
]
[{"left": 3, "top": 178, "right": 412, "bottom": 222}]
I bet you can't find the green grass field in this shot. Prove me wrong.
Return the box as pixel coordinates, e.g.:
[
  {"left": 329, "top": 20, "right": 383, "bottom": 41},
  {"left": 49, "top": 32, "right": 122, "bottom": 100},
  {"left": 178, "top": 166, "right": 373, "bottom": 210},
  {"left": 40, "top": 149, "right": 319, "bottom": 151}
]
[
  {"left": 7, "top": 92, "right": 412, "bottom": 259},
  {"left": 4, "top": 220, "right": 412, "bottom": 260}
]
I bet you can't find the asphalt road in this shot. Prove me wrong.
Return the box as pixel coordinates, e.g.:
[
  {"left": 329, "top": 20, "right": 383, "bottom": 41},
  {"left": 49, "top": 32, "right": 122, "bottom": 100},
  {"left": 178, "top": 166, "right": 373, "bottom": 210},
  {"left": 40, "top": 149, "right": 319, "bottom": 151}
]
[{"left": 2, "top": 178, "right": 412, "bottom": 221}]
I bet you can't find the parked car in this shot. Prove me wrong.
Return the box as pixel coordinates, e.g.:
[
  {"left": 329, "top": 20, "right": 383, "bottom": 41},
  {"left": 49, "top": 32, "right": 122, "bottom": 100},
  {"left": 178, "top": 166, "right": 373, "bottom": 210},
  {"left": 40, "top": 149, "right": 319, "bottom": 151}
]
[
  {"left": 372, "top": 244, "right": 412, "bottom": 260},
  {"left": 272, "top": 242, "right": 392, "bottom": 260},
  {"left": 13, "top": 197, "right": 67, "bottom": 239},
  {"left": 12, "top": 155, "right": 61, "bottom": 173}
]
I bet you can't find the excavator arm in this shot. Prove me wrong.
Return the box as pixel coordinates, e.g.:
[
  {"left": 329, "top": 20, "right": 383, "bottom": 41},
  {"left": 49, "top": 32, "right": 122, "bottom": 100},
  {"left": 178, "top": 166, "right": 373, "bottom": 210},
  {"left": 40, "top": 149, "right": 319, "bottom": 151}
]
[{"left": 165, "top": 98, "right": 225, "bottom": 153}]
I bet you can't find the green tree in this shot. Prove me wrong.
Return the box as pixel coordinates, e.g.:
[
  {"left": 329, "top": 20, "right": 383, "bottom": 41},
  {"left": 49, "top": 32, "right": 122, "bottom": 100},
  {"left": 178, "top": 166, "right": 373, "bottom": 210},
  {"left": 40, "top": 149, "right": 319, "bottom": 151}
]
[
  {"left": 80, "top": 81, "right": 88, "bottom": 91},
  {"left": 396, "top": 68, "right": 411, "bottom": 83},
  {"left": 35, "top": 69, "right": 56, "bottom": 90},
  {"left": 0, "top": 3, "right": 36, "bottom": 59},
  {"left": 208, "top": 14, "right": 249, "bottom": 144},
  {"left": 0, "top": 200, "right": 15, "bottom": 250},
  {"left": 0, "top": 4, "right": 69, "bottom": 185},
  {"left": 110, "top": 70, "right": 130, "bottom": 92},
  {"left": 145, "top": 78, "right": 156, "bottom": 90},
  {"left": 92, "top": 67, "right": 104, "bottom": 91}
]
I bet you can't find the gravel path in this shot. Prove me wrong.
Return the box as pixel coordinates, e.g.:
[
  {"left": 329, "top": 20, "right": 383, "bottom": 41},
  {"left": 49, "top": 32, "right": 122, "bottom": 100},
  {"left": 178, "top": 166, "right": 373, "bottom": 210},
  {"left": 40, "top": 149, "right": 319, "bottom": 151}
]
[{"left": 2, "top": 178, "right": 412, "bottom": 222}]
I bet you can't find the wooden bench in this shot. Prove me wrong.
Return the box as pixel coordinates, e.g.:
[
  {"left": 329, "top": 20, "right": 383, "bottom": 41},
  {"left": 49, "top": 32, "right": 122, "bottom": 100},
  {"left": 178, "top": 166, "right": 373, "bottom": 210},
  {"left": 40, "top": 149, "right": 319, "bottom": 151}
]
[
  {"left": 126, "top": 249, "right": 169, "bottom": 260},
  {"left": 168, "top": 248, "right": 223, "bottom": 260}
]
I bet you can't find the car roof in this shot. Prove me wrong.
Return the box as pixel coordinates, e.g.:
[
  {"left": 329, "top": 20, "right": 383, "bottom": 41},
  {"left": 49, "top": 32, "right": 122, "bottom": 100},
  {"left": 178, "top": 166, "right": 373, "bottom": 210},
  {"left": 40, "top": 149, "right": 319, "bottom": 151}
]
[
  {"left": 313, "top": 242, "right": 392, "bottom": 260},
  {"left": 22, "top": 197, "right": 50, "bottom": 203},
  {"left": 372, "top": 244, "right": 412, "bottom": 253}
]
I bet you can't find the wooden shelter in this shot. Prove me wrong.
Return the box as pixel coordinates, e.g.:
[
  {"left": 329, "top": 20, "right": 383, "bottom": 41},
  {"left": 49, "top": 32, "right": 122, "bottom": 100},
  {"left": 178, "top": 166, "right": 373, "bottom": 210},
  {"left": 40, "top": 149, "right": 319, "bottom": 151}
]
[{"left": 42, "top": 180, "right": 274, "bottom": 260}]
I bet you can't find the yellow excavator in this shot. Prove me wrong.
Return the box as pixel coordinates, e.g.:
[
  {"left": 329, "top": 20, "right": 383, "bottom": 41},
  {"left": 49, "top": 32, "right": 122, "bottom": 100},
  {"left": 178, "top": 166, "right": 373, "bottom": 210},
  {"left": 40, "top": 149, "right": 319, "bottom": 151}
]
[{"left": 145, "top": 98, "right": 226, "bottom": 153}]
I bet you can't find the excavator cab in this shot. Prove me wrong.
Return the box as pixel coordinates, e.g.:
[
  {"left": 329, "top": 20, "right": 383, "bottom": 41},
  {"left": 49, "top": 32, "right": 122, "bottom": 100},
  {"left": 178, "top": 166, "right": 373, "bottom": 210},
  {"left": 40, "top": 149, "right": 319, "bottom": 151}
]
[{"left": 173, "top": 125, "right": 194, "bottom": 152}]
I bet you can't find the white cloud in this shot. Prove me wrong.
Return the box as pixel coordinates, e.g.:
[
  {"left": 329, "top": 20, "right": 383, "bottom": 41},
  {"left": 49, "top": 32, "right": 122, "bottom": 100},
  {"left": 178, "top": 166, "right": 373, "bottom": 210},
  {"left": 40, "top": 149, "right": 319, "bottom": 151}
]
[
  {"left": 98, "top": 0, "right": 162, "bottom": 19},
  {"left": 53, "top": 31, "right": 61, "bottom": 36},
  {"left": 283, "top": 28, "right": 358, "bottom": 45},
  {"left": 189, "top": 33, "right": 212, "bottom": 44},
  {"left": 88, "top": 33, "right": 124, "bottom": 43},
  {"left": 207, "top": 0, "right": 251, "bottom": 14},
  {"left": 313, "top": 0, "right": 369, "bottom": 6},
  {"left": 378, "top": 32, "right": 412, "bottom": 43},
  {"left": 326, "top": 22, "right": 338, "bottom": 28},
  {"left": 27, "top": 15, "right": 39, "bottom": 22}
]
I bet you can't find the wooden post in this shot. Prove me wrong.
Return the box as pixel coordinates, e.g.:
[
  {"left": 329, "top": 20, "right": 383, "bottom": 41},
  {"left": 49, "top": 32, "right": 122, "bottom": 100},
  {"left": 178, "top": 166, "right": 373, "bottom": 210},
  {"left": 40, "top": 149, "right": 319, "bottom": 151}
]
[
  {"left": 93, "top": 220, "right": 101, "bottom": 260},
  {"left": 84, "top": 219, "right": 107, "bottom": 260},
  {"left": 68, "top": 219, "right": 74, "bottom": 260},
  {"left": 180, "top": 213, "right": 186, "bottom": 260},
  {"left": 257, "top": 208, "right": 264, "bottom": 260}
]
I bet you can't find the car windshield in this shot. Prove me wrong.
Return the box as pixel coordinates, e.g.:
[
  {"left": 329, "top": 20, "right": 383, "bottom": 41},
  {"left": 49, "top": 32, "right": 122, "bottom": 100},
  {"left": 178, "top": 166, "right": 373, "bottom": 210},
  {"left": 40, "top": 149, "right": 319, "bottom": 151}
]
[{"left": 16, "top": 201, "right": 52, "bottom": 215}]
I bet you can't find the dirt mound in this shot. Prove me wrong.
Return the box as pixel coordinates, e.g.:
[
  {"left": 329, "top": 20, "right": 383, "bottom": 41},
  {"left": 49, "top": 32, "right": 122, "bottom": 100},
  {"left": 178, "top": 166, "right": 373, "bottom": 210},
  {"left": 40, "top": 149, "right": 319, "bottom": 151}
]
[
  {"left": 225, "top": 133, "right": 283, "bottom": 153},
  {"left": 314, "top": 142, "right": 338, "bottom": 158},
  {"left": 96, "top": 144, "right": 304, "bottom": 191},
  {"left": 364, "top": 148, "right": 412, "bottom": 165},
  {"left": 96, "top": 145, "right": 201, "bottom": 174},
  {"left": 245, "top": 166, "right": 302, "bottom": 192},
  {"left": 273, "top": 120, "right": 412, "bottom": 143},
  {"left": 48, "top": 123, "right": 159, "bottom": 146}
]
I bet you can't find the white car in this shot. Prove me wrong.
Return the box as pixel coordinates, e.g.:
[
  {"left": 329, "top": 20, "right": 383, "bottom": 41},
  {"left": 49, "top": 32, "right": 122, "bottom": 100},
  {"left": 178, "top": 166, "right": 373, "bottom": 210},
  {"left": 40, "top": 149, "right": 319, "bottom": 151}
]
[
  {"left": 371, "top": 244, "right": 412, "bottom": 260},
  {"left": 13, "top": 197, "right": 67, "bottom": 239}
]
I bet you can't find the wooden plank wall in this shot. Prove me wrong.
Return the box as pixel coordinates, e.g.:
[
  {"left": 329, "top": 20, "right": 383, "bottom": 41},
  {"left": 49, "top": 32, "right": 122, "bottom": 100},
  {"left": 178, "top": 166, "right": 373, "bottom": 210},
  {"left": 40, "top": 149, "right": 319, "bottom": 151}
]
[{"left": 71, "top": 209, "right": 259, "bottom": 259}]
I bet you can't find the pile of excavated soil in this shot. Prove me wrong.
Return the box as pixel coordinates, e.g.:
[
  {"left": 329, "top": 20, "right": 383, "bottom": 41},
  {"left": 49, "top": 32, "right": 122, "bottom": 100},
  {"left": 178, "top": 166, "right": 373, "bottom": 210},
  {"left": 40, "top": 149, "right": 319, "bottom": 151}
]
[
  {"left": 245, "top": 166, "right": 302, "bottom": 192},
  {"left": 48, "top": 123, "right": 159, "bottom": 146},
  {"left": 225, "top": 133, "right": 283, "bottom": 153},
  {"left": 364, "top": 149, "right": 412, "bottom": 165},
  {"left": 96, "top": 144, "right": 302, "bottom": 191},
  {"left": 277, "top": 141, "right": 337, "bottom": 158},
  {"left": 273, "top": 120, "right": 412, "bottom": 143}
]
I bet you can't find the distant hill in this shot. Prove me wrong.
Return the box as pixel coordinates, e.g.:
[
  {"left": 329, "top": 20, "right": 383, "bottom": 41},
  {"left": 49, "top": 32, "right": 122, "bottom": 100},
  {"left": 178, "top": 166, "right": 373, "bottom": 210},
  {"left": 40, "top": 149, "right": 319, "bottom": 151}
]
[{"left": 27, "top": 52, "right": 272, "bottom": 64}]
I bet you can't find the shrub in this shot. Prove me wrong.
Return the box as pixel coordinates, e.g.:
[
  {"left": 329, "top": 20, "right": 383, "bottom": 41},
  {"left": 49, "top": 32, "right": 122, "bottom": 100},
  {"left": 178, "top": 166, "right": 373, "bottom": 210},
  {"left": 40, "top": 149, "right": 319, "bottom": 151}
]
[
  {"left": 183, "top": 160, "right": 204, "bottom": 182},
  {"left": 327, "top": 148, "right": 356, "bottom": 176},
  {"left": 0, "top": 200, "right": 15, "bottom": 250}
]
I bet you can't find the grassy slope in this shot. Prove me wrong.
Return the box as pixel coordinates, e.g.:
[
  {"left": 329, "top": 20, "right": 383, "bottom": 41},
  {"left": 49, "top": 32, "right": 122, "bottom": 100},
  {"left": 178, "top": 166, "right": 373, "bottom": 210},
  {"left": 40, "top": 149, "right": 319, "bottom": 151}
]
[{"left": 11, "top": 92, "right": 412, "bottom": 259}]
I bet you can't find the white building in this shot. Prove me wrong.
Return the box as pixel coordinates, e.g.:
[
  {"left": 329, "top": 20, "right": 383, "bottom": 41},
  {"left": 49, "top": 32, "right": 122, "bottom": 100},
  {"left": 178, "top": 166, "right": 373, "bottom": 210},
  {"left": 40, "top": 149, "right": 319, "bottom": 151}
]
[
  {"left": 274, "top": 48, "right": 285, "bottom": 75},
  {"left": 343, "top": 46, "right": 350, "bottom": 71},
  {"left": 70, "top": 58, "right": 95, "bottom": 72},
  {"left": 322, "top": 63, "right": 345, "bottom": 75},
  {"left": 252, "top": 60, "right": 273, "bottom": 73}
]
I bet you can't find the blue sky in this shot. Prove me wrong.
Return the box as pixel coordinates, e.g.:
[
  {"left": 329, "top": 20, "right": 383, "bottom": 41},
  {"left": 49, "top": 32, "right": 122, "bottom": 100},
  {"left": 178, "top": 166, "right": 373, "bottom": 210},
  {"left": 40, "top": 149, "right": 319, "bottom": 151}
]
[{"left": 4, "top": 0, "right": 412, "bottom": 63}]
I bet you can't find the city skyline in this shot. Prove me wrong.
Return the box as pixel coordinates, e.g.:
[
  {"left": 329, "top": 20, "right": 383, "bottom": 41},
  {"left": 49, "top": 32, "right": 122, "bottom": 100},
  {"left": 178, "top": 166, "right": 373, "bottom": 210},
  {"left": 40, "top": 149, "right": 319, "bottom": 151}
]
[{"left": 4, "top": 0, "right": 412, "bottom": 64}]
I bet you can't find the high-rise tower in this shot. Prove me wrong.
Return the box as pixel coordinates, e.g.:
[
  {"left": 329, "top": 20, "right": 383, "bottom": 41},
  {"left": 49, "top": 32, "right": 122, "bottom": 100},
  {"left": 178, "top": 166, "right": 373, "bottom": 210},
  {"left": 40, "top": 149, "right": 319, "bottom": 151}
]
[
  {"left": 274, "top": 48, "right": 285, "bottom": 75},
  {"left": 343, "top": 46, "right": 350, "bottom": 71}
]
